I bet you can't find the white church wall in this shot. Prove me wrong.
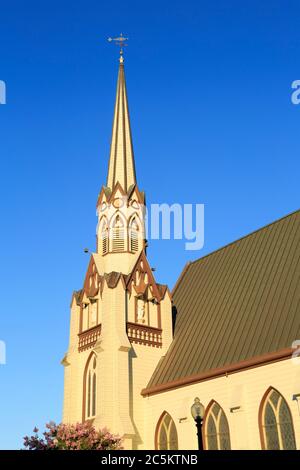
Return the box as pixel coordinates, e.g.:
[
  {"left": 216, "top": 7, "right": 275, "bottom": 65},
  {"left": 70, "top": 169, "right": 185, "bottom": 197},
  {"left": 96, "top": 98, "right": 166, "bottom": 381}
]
[{"left": 143, "top": 358, "right": 300, "bottom": 450}]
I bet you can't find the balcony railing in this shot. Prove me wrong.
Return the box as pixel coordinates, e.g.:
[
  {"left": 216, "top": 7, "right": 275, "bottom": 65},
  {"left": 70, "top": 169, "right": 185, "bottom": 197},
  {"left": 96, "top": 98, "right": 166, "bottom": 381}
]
[
  {"left": 78, "top": 324, "right": 102, "bottom": 352},
  {"left": 127, "top": 322, "right": 162, "bottom": 348}
]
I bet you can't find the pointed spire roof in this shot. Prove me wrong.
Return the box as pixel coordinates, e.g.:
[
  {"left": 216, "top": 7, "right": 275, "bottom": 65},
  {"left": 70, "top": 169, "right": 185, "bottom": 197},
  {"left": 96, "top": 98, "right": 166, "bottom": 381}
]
[{"left": 107, "top": 57, "right": 136, "bottom": 192}]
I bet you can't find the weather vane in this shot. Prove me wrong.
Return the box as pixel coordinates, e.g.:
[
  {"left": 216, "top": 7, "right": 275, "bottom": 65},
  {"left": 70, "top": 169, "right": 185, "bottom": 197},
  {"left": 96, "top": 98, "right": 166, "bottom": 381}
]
[{"left": 108, "top": 33, "right": 128, "bottom": 60}]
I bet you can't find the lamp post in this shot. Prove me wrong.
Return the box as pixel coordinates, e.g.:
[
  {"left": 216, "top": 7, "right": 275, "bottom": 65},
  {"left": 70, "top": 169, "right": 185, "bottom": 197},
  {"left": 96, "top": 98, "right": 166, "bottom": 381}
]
[{"left": 191, "top": 397, "right": 205, "bottom": 450}]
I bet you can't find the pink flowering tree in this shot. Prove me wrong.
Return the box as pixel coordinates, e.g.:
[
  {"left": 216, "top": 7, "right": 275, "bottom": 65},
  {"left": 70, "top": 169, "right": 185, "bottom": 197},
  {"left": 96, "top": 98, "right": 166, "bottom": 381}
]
[{"left": 23, "top": 421, "right": 123, "bottom": 450}]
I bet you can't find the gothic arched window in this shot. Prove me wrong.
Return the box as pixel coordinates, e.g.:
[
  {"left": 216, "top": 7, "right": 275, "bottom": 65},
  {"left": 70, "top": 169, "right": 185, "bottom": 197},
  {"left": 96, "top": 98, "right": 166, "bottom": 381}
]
[
  {"left": 129, "top": 217, "right": 139, "bottom": 253},
  {"left": 204, "top": 401, "right": 231, "bottom": 450},
  {"left": 84, "top": 354, "right": 97, "bottom": 420},
  {"left": 111, "top": 215, "right": 125, "bottom": 252},
  {"left": 155, "top": 412, "right": 178, "bottom": 450},
  {"left": 259, "top": 387, "right": 296, "bottom": 450}
]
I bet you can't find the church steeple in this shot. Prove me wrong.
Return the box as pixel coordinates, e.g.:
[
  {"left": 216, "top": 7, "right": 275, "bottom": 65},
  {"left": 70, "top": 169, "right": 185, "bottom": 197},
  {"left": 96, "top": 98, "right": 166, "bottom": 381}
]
[
  {"left": 62, "top": 48, "right": 173, "bottom": 450},
  {"left": 96, "top": 51, "right": 146, "bottom": 274},
  {"left": 107, "top": 56, "right": 136, "bottom": 192}
]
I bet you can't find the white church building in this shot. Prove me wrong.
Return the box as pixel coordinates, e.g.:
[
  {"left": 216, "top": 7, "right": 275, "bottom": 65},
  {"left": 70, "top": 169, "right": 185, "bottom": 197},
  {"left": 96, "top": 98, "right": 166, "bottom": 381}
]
[{"left": 62, "top": 53, "right": 300, "bottom": 450}]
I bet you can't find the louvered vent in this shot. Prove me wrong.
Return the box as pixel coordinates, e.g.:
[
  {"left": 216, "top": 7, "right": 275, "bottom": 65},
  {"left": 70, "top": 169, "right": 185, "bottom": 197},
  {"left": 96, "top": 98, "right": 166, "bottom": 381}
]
[
  {"left": 102, "top": 231, "right": 108, "bottom": 255},
  {"left": 130, "top": 230, "right": 138, "bottom": 252},
  {"left": 112, "top": 228, "right": 125, "bottom": 252}
]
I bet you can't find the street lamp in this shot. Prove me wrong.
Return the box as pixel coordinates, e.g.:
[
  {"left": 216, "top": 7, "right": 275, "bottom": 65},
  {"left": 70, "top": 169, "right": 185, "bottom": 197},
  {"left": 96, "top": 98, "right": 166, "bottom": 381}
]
[{"left": 191, "top": 397, "right": 205, "bottom": 450}]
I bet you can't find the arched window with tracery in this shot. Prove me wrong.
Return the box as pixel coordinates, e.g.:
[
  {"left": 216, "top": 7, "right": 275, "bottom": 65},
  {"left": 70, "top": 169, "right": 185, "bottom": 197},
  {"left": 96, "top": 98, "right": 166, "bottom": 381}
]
[
  {"left": 204, "top": 401, "right": 231, "bottom": 450},
  {"left": 259, "top": 387, "right": 296, "bottom": 450},
  {"left": 100, "top": 217, "right": 109, "bottom": 255},
  {"left": 155, "top": 412, "right": 178, "bottom": 450},
  {"left": 83, "top": 353, "right": 97, "bottom": 420},
  {"left": 129, "top": 217, "right": 139, "bottom": 253},
  {"left": 111, "top": 214, "right": 125, "bottom": 252}
]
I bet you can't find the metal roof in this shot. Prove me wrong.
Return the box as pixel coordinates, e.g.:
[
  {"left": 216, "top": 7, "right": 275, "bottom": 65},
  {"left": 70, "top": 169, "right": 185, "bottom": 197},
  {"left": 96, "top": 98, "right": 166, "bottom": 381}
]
[{"left": 146, "top": 209, "right": 300, "bottom": 391}]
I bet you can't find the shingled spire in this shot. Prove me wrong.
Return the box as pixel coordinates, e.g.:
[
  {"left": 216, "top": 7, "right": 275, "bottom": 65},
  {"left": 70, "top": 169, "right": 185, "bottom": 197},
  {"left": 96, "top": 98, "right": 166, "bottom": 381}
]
[{"left": 107, "top": 56, "right": 136, "bottom": 192}]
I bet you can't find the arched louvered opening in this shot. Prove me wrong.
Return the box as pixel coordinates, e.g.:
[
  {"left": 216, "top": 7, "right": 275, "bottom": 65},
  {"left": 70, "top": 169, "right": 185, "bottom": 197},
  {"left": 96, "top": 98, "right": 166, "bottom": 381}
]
[
  {"left": 100, "top": 217, "right": 109, "bottom": 255},
  {"left": 259, "top": 387, "right": 296, "bottom": 450},
  {"left": 111, "top": 214, "right": 125, "bottom": 252},
  {"left": 204, "top": 401, "right": 231, "bottom": 450},
  {"left": 83, "top": 353, "right": 97, "bottom": 421},
  {"left": 129, "top": 217, "right": 139, "bottom": 253},
  {"left": 155, "top": 411, "right": 178, "bottom": 450}
]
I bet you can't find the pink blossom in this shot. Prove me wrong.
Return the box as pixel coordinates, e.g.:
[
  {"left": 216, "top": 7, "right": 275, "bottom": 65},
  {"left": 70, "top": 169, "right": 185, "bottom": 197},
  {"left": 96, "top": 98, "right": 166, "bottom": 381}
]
[{"left": 23, "top": 421, "right": 123, "bottom": 450}]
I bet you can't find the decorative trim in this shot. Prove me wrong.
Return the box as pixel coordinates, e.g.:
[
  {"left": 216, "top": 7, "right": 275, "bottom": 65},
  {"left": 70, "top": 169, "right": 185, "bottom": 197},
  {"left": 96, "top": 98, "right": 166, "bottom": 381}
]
[
  {"left": 127, "top": 322, "right": 162, "bottom": 348},
  {"left": 141, "top": 348, "right": 293, "bottom": 396},
  {"left": 78, "top": 324, "right": 102, "bottom": 352},
  {"left": 126, "top": 251, "right": 162, "bottom": 302},
  {"left": 83, "top": 257, "right": 99, "bottom": 299}
]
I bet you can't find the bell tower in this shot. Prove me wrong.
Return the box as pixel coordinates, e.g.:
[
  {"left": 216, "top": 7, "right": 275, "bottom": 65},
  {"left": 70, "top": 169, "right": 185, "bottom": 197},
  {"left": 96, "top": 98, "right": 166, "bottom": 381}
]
[
  {"left": 62, "top": 46, "right": 173, "bottom": 450},
  {"left": 96, "top": 54, "right": 146, "bottom": 274}
]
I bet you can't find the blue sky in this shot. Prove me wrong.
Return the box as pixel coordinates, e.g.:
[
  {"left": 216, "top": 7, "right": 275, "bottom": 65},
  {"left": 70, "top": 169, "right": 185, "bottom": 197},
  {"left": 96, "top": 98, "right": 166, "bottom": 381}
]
[{"left": 0, "top": 0, "right": 299, "bottom": 449}]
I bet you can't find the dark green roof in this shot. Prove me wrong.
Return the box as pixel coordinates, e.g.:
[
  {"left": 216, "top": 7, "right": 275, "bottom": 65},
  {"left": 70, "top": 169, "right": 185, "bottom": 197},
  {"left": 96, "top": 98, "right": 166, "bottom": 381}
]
[{"left": 147, "top": 209, "right": 300, "bottom": 390}]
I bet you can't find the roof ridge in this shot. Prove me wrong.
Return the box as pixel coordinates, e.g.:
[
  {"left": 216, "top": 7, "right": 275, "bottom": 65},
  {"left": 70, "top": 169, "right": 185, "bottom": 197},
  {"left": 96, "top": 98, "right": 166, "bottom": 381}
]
[{"left": 190, "top": 208, "right": 300, "bottom": 267}]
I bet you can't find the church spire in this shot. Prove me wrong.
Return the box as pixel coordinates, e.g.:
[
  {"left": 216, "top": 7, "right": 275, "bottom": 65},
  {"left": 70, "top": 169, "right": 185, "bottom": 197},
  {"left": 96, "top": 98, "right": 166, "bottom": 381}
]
[{"left": 107, "top": 56, "right": 136, "bottom": 192}]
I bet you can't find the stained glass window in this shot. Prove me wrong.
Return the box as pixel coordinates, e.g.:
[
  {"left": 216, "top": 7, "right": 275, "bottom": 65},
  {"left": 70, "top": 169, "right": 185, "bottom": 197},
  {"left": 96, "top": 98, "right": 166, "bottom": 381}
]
[
  {"left": 206, "top": 414, "right": 218, "bottom": 450},
  {"left": 204, "top": 401, "right": 231, "bottom": 450},
  {"left": 261, "top": 388, "right": 296, "bottom": 450},
  {"left": 264, "top": 402, "right": 279, "bottom": 450},
  {"left": 156, "top": 412, "right": 178, "bottom": 450},
  {"left": 169, "top": 421, "right": 178, "bottom": 450}
]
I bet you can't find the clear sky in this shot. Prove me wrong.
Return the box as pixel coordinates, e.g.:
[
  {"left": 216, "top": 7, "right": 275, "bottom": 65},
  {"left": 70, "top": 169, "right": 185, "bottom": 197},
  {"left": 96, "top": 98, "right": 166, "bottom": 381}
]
[{"left": 0, "top": 0, "right": 299, "bottom": 449}]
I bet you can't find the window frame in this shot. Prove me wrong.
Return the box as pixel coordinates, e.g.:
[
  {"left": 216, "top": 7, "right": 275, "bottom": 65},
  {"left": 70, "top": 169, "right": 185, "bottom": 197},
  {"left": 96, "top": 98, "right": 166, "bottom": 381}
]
[
  {"left": 259, "top": 387, "right": 296, "bottom": 450},
  {"left": 155, "top": 411, "right": 178, "bottom": 450},
  {"left": 203, "top": 400, "right": 231, "bottom": 450},
  {"left": 82, "top": 352, "right": 97, "bottom": 422}
]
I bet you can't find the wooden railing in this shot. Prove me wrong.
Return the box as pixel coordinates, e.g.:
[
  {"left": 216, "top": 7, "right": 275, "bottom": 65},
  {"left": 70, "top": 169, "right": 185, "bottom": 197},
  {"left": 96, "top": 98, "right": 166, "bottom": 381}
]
[
  {"left": 78, "top": 323, "right": 162, "bottom": 351},
  {"left": 78, "top": 324, "right": 101, "bottom": 352},
  {"left": 127, "top": 322, "right": 162, "bottom": 348}
]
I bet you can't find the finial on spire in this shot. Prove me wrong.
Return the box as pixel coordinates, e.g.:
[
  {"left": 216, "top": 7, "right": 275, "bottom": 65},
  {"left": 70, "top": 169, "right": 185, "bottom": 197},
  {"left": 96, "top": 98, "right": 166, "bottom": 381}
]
[{"left": 108, "top": 33, "right": 128, "bottom": 62}]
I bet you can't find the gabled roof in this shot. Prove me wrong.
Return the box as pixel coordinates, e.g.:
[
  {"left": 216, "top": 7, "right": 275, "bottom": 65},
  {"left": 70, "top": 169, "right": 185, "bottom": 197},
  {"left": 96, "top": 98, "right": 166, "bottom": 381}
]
[
  {"left": 72, "top": 250, "right": 167, "bottom": 303},
  {"left": 145, "top": 209, "right": 300, "bottom": 394},
  {"left": 70, "top": 289, "right": 83, "bottom": 307},
  {"left": 126, "top": 250, "right": 164, "bottom": 301}
]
